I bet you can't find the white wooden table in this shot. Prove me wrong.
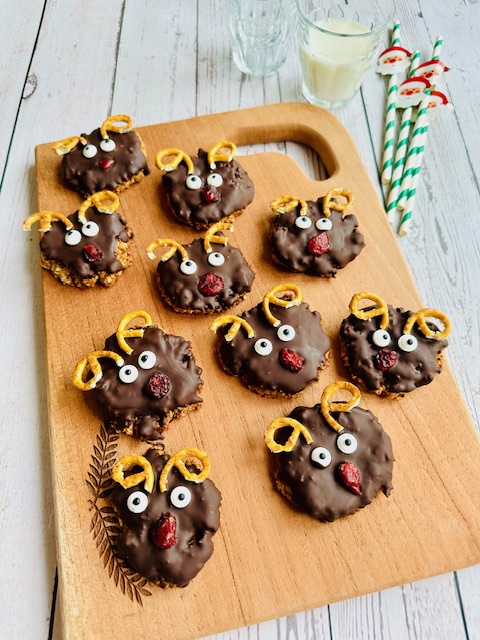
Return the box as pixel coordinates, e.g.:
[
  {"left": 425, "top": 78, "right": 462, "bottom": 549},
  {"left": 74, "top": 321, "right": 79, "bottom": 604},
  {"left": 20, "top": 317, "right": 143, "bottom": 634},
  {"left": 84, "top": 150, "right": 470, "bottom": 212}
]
[{"left": 1, "top": 1, "right": 479, "bottom": 638}]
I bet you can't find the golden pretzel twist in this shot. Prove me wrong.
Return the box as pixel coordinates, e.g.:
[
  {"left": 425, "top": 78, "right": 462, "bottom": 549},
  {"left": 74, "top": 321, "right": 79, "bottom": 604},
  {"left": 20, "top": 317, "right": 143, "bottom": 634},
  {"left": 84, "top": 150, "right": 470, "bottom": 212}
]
[
  {"left": 207, "top": 141, "right": 237, "bottom": 169},
  {"left": 155, "top": 148, "right": 194, "bottom": 174},
  {"left": 265, "top": 417, "right": 313, "bottom": 453},
  {"left": 270, "top": 195, "right": 308, "bottom": 217},
  {"left": 321, "top": 381, "right": 361, "bottom": 433},
  {"left": 203, "top": 221, "right": 233, "bottom": 253},
  {"left": 73, "top": 350, "right": 124, "bottom": 391},
  {"left": 210, "top": 315, "right": 255, "bottom": 341},
  {"left": 100, "top": 114, "right": 133, "bottom": 139},
  {"left": 116, "top": 311, "right": 154, "bottom": 355},
  {"left": 78, "top": 190, "right": 119, "bottom": 223},
  {"left": 112, "top": 454, "right": 155, "bottom": 493},
  {"left": 403, "top": 308, "right": 451, "bottom": 340},
  {"left": 350, "top": 292, "right": 390, "bottom": 330},
  {"left": 146, "top": 239, "right": 189, "bottom": 262},
  {"left": 323, "top": 187, "right": 354, "bottom": 218},
  {"left": 52, "top": 136, "right": 87, "bottom": 155},
  {"left": 23, "top": 211, "right": 73, "bottom": 233},
  {"left": 263, "top": 284, "right": 303, "bottom": 328},
  {"left": 159, "top": 448, "right": 211, "bottom": 493}
]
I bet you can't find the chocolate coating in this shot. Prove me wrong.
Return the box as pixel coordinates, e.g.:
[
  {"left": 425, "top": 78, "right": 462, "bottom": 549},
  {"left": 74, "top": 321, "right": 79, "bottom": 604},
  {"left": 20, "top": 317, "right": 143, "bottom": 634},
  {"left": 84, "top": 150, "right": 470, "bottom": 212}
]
[
  {"left": 93, "top": 325, "right": 203, "bottom": 440},
  {"left": 112, "top": 449, "right": 221, "bottom": 586},
  {"left": 340, "top": 305, "right": 449, "bottom": 395},
  {"left": 162, "top": 149, "right": 254, "bottom": 228},
  {"left": 270, "top": 199, "right": 364, "bottom": 277},
  {"left": 156, "top": 234, "right": 255, "bottom": 313},
  {"left": 273, "top": 403, "right": 393, "bottom": 521},
  {"left": 216, "top": 302, "right": 330, "bottom": 396},
  {"left": 62, "top": 128, "right": 149, "bottom": 196}
]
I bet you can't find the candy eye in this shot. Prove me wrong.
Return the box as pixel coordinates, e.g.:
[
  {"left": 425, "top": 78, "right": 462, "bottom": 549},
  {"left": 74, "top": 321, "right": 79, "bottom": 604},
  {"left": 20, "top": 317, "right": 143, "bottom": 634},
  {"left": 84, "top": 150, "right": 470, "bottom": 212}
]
[
  {"left": 82, "top": 144, "right": 97, "bottom": 158},
  {"left": 295, "top": 216, "right": 312, "bottom": 229},
  {"left": 372, "top": 329, "right": 391, "bottom": 347},
  {"left": 137, "top": 350, "right": 156, "bottom": 370},
  {"left": 64, "top": 229, "right": 82, "bottom": 246},
  {"left": 254, "top": 338, "right": 273, "bottom": 356},
  {"left": 127, "top": 491, "right": 148, "bottom": 514},
  {"left": 398, "top": 334, "right": 418, "bottom": 352},
  {"left": 119, "top": 364, "right": 139, "bottom": 384},
  {"left": 99, "top": 138, "right": 116, "bottom": 152},
  {"left": 185, "top": 175, "right": 202, "bottom": 190},
  {"left": 315, "top": 217, "right": 333, "bottom": 231},
  {"left": 170, "top": 486, "right": 192, "bottom": 509},
  {"left": 311, "top": 447, "right": 332, "bottom": 468},
  {"left": 81, "top": 221, "right": 100, "bottom": 238},
  {"left": 207, "top": 173, "right": 223, "bottom": 187},
  {"left": 277, "top": 324, "right": 296, "bottom": 342},
  {"left": 180, "top": 259, "right": 197, "bottom": 275},
  {"left": 207, "top": 252, "right": 225, "bottom": 267},
  {"left": 337, "top": 433, "right": 358, "bottom": 454}
]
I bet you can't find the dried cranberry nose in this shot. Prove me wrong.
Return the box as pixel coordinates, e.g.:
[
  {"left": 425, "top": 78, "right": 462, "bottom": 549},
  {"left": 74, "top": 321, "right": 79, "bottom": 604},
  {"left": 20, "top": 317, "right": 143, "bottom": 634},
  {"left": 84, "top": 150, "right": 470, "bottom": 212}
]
[
  {"left": 201, "top": 185, "right": 220, "bottom": 203},
  {"left": 198, "top": 272, "right": 224, "bottom": 296},
  {"left": 336, "top": 462, "right": 362, "bottom": 495},
  {"left": 307, "top": 232, "right": 331, "bottom": 256},
  {"left": 150, "top": 513, "right": 177, "bottom": 549},
  {"left": 83, "top": 243, "right": 103, "bottom": 262},
  {"left": 145, "top": 373, "right": 171, "bottom": 399},
  {"left": 279, "top": 348, "right": 304, "bottom": 372},
  {"left": 100, "top": 157, "right": 115, "bottom": 170},
  {"left": 374, "top": 348, "right": 398, "bottom": 371}
]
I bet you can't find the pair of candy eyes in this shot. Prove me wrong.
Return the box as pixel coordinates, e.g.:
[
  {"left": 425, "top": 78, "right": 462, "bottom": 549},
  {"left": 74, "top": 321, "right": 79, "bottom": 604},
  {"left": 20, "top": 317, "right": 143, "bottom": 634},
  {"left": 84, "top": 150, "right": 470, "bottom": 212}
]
[
  {"left": 372, "top": 329, "right": 418, "bottom": 352},
  {"left": 118, "top": 350, "right": 157, "bottom": 384},
  {"left": 311, "top": 433, "right": 358, "bottom": 467},
  {"left": 254, "top": 325, "right": 295, "bottom": 355},
  {"left": 179, "top": 252, "right": 224, "bottom": 275},
  {"left": 127, "top": 485, "right": 191, "bottom": 514},
  {"left": 82, "top": 139, "right": 116, "bottom": 158},
  {"left": 64, "top": 222, "right": 100, "bottom": 246},
  {"left": 186, "top": 173, "right": 223, "bottom": 190},
  {"left": 295, "top": 216, "right": 332, "bottom": 231}
]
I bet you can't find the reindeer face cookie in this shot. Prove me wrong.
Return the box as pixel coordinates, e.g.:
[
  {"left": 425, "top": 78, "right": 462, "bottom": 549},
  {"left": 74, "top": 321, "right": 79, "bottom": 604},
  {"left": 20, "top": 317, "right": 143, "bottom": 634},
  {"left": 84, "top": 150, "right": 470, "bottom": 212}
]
[
  {"left": 265, "top": 382, "right": 393, "bottom": 521},
  {"left": 210, "top": 284, "right": 330, "bottom": 396},
  {"left": 112, "top": 448, "right": 221, "bottom": 587},
  {"left": 156, "top": 142, "right": 254, "bottom": 229},
  {"left": 52, "top": 115, "right": 149, "bottom": 197},
  {"left": 340, "top": 292, "right": 451, "bottom": 396},
  {"left": 147, "top": 221, "right": 255, "bottom": 314},
  {"left": 23, "top": 191, "right": 133, "bottom": 288},
  {"left": 270, "top": 189, "right": 365, "bottom": 278},
  {"left": 73, "top": 311, "right": 203, "bottom": 440}
]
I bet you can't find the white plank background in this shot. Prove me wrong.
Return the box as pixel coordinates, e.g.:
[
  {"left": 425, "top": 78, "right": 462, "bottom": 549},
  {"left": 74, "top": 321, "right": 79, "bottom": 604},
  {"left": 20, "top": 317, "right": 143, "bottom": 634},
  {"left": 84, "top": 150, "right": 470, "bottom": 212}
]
[{"left": 0, "top": 1, "right": 479, "bottom": 639}]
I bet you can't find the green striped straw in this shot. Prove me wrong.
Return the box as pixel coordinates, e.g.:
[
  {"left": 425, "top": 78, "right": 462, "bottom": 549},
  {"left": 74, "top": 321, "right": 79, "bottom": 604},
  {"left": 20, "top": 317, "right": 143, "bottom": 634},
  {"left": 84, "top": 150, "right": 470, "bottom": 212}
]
[{"left": 380, "top": 21, "right": 401, "bottom": 184}]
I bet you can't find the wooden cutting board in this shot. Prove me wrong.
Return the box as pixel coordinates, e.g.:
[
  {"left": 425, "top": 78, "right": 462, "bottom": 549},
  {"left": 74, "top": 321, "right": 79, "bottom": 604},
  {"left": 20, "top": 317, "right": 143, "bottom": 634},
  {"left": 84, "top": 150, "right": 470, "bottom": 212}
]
[{"left": 35, "top": 103, "right": 480, "bottom": 640}]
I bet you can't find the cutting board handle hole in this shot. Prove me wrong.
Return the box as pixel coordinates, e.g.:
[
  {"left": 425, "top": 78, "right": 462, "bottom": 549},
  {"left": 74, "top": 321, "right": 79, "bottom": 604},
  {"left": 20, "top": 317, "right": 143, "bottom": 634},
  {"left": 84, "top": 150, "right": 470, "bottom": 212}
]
[{"left": 237, "top": 141, "right": 329, "bottom": 181}]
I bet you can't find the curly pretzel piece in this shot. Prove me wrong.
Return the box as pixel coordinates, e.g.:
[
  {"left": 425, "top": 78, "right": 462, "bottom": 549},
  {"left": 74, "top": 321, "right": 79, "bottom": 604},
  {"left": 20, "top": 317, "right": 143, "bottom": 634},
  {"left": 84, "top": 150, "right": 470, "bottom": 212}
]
[
  {"left": 323, "top": 187, "right": 354, "bottom": 218},
  {"left": 100, "top": 114, "right": 133, "bottom": 139},
  {"left": 350, "top": 292, "right": 390, "bottom": 331},
  {"left": 203, "top": 221, "right": 233, "bottom": 254},
  {"left": 77, "top": 190, "right": 120, "bottom": 224},
  {"left": 321, "top": 381, "right": 361, "bottom": 433},
  {"left": 112, "top": 454, "right": 155, "bottom": 494},
  {"left": 270, "top": 195, "right": 308, "bottom": 217},
  {"left": 265, "top": 417, "right": 313, "bottom": 453},
  {"left": 403, "top": 308, "right": 451, "bottom": 341},
  {"left": 146, "top": 239, "right": 189, "bottom": 262},
  {"left": 155, "top": 148, "right": 194, "bottom": 174},
  {"left": 210, "top": 315, "right": 255, "bottom": 341},
  {"left": 263, "top": 284, "right": 303, "bottom": 328},
  {"left": 159, "top": 448, "right": 211, "bottom": 493},
  {"left": 207, "top": 141, "right": 237, "bottom": 169},
  {"left": 52, "top": 136, "right": 87, "bottom": 155},
  {"left": 23, "top": 211, "right": 73, "bottom": 233},
  {"left": 73, "top": 350, "right": 124, "bottom": 391},
  {"left": 116, "top": 311, "right": 154, "bottom": 355}
]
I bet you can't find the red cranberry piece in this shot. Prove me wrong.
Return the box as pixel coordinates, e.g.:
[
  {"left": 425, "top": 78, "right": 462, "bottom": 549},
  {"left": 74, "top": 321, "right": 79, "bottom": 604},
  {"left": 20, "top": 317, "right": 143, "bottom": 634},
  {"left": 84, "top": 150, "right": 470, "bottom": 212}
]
[
  {"left": 198, "top": 272, "right": 224, "bottom": 296},
  {"left": 83, "top": 243, "right": 103, "bottom": 262},
  {"left": 202, "top": 185, "right": 221, "bottom": 203},
  {"left": 336, "top": 462, "right": 362, "bottom": 495},
  {"left": 374, "top": 348, "right": 398, "bottom": 371},
  {"left": 150, "top": 513, "right": 177, "bottom": 549},
  {"left": 145, "top": 373, "right": 171, "bottom": 399},
  {"left": 307, "top": 232, "right": 331, "bottom": 256},
  {"left": 99, "top": 157, "right": 115, "bottom": 170},
  {"left": 279, "top": 348, "right": 304, "bottom": 372}
]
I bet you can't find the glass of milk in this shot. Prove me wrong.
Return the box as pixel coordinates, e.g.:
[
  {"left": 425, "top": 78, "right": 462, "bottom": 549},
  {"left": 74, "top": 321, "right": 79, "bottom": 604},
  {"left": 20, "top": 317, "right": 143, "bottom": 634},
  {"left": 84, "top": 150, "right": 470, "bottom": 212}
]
[{"left": 297, "top": 0, "right": 396, "bottom": 109}]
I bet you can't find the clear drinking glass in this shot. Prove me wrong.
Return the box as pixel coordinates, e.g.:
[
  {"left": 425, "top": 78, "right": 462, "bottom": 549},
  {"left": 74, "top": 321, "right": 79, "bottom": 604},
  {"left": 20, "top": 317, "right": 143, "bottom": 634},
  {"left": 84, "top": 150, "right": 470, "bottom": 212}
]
[
  {"left": 225, "top": 0, "right": 297, "bottom": 76},
  {"left": 297, "top": 0, "right": 396, "bottom": 109}
]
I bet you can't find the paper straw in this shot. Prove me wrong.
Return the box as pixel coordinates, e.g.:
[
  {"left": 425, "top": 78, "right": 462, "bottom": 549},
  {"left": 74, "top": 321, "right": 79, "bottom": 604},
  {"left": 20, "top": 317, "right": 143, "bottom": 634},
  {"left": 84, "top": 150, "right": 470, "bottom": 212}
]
[
  {"left": 380, "top": 21, "right": 401, "bottom": 184},
  {"left": 398, "top": 128, "right": 429, "bottom": 235},
  {"left": 432, "top": 35, "right": 443, "bottom": 60}
]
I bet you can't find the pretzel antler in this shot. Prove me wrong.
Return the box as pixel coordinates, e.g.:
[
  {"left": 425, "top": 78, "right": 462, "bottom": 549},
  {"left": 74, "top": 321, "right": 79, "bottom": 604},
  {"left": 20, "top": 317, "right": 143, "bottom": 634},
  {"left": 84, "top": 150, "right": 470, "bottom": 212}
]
[
  {"left": 112, "top": 454, "right": 155, "bottom": 493},
  {"left": 100, "top": 114, "right": 133, "bottom": 139},
  {"left": 116, "top": 311, "right": 154, "bottom": 355},
  {"left": 52, "top": 136, "right": 87, "bottom": 155},
  {"left": 323, "top": 187, "right": 354, "bottom": 218},
  {"left": 403, "top": 309, "right": 451, "bottom": 340},
  {"left": 146, "top": 239, "right": 189, "bottom": 262},
  {"left": 210, "top": 315, "right": 255, "bottom": 341},
  {"left": 159, "top": 448, "right": 210, "bottom": 493},
  {"left": 77, "top": 190, "right": 120, "bottom": 223},
  {"left": 321, "top": 381, "right": 361, "bottom": 433},
  {"left": 263, "top": 284, "right": 303, "bottom": 328},
  {"left": 155, "top": 148, "right": 194, "bottom": 174},
  {"left": 349, "top": 292, "right": 390, "bottom": 330},
  {"left": 203, "top": 221, "right": 233, "bottom": 254},
  {"left": 207, "top": 141, "right": 237, "bottom": 169},
  {"left": 23, "top": 211, "right": 73, "bottom": 233},
  {"left": 270, "top": 195, "right": 308, "bottom": 217},
  {"left": 265, "top": 417, "right": 313, "bottom": 453},
  {"left": 73, "top": 350, "right": 124, "bottom": 391}
]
